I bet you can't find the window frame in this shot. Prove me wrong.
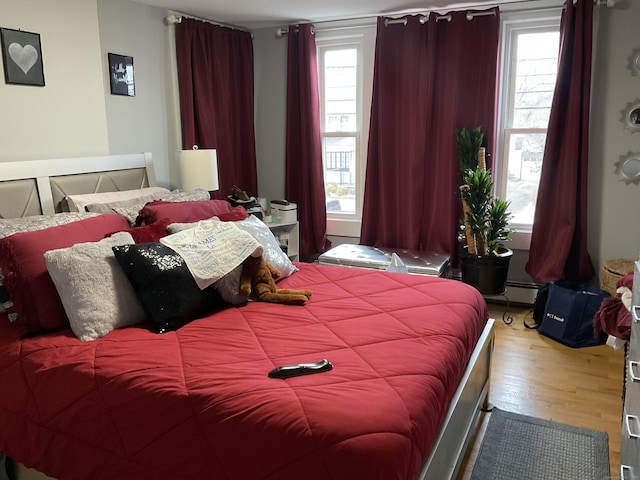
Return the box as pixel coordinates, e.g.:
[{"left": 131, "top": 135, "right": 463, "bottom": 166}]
[
  {"left": 316, "top": 23, "right": 376, "bottom": 238},
  {"left": 494, "top": 10, "right": 562, "bottom": 251}
]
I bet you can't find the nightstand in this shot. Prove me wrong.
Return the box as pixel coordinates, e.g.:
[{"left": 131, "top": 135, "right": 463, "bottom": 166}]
[{"left": 267, "top": 221, "right": 299, "bottom": 262}]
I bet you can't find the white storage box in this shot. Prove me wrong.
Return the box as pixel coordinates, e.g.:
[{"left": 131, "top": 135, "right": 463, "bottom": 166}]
[
  {"left": 270, "top": 202, "right": 297, "bottom": 223},
  {"left": 318, "top": 244, "right": 451, "bottom": 277}
]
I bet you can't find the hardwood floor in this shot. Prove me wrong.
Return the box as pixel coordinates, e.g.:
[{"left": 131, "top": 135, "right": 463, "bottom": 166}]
[{"left": 457, "top": 304, "right": 625, "bottom": 480}]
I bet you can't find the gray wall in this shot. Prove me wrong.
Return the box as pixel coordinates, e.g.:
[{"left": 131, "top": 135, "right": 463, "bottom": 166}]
[
  {"left": 252, "top": 28, "right": 288, "bottom": 203},
  {"left": 97, "top": 0, "right": 178, "bottom": 189},
  {"left": 252, "top": 5, "right": 640, "bottom": 281},
  {"left": 590, "top": 2, "right": 640, "bottom": 273}
]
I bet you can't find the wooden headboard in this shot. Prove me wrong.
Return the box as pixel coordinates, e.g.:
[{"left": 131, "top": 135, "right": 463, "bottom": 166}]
[{"left": 0, "top": 152, "right": 156, "bottom": 218}]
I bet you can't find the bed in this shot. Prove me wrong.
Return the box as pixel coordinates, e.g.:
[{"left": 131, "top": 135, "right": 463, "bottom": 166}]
[{"left": 0, "top": 153, "right": 494, "bottom": 480}]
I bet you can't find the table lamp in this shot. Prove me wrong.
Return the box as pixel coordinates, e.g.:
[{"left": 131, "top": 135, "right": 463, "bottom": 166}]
[{"left": 178, "top": 146, "right": 219, "bottom": 192}]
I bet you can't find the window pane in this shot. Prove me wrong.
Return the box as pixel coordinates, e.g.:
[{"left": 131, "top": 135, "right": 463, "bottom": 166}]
[
  {"left": 323, "top": 136, "right": 356, "bottom": 214},
  {"left": 324, "top": 49, "right": 357, "bottom": 132},
  {"left": 513, "top": 32, "right": 560, "bottom": 128},
  {"left": 505, "top": 133, "right": 546, "bottom": 225}
]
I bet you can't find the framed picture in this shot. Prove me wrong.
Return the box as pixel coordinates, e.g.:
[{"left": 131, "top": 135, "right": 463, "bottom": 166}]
[
  {"left": 0, "top": 27, "right": 45, "bottom": 86},
  {"left": 108, "top": 53, "right": 135, "bottom": 97}
]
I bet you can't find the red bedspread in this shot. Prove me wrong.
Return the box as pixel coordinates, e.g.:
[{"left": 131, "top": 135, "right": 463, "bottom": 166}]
[{"left": 0, "top": 264, "right": 487, "bottom": 480}]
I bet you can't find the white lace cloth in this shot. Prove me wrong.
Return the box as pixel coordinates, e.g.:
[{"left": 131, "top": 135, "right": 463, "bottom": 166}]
[{"left": 160, "top": 218, "right": 262, "bottom": 290}]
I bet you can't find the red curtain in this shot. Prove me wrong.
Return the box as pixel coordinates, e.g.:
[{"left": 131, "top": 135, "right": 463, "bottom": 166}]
[
  {"left": 175, "top": 19, "right": 257, "bottom": 199},
  {"left": 285, "top": 24, "right": 331, "bottom": 257},
  {"left": 525, "top": 0, "right": 595, "bottom": 283},
  {"left": 360, "top": 10, "right": 500, "bottom": 263}
]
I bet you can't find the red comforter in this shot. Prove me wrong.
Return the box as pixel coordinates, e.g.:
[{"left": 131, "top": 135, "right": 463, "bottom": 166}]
[{"left": 0, "top": 264, "right": 487, "bottom": 480}]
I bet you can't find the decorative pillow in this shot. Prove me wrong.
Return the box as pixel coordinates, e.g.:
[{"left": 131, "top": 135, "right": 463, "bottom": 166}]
[
  {"left": 111, "top": 189, "right": 211, "bottom": 226},
  {"left": 0, "top": 214, "right": 130, "bottom": 333},
  {"left": 135, "top": 199, "right": 233, "bottom": 226},
  {"left": 112, "top": 243, "right": 226, "bottom": 333},
  {"left": 44, "top": 232, "right": 145, "bottom": 341},
  {"left": 63, "top": 187, "right": 171, "bottom": 212},
  {"left": 107, "top": 218, "right": 171, "bottom": 243},
  {"left": 0, "top": 212, "right": 100, "bottom": 317}
]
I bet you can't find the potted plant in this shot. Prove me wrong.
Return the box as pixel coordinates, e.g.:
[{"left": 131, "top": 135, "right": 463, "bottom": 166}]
[{"left": 456, "top": 127, "right": 513, "bottom": 295}]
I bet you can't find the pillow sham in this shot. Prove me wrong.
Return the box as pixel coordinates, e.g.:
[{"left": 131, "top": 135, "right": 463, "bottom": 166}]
[
  {"left": 135, "top": 199, "right": 233, "bottom": 226},
  {"left": 112, "top": 243, "right": 226, "bottom": 333},
  {"left": 84, "top": 191, "right": 169, "bottom": 214},
  {"left": 0, "top": 214, "right": 130, "bottom": 333},
  {"left": 63, "top": 187, "right": 170, "bottom": 212},
  {"left": 0, "top": 212, "right": 100, "bottom": 317},
  {"left": 44, "top": 232, "right": 146, "bottom": 341},
  {"left": 111, "top": 189, "right": 212, "bottom": 226}
]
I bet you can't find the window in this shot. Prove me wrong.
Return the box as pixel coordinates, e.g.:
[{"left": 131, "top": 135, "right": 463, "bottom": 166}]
[
  {"left": 495, "top": 11, "right": 561, "bottom": 249},
  {"left": 316, "top": 24, "right": 375, "bottom": 238}
]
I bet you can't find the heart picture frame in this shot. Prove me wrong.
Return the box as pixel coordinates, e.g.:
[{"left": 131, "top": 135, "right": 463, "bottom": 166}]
[{"left": 1, "top": 27, "right": 45, "bottom": 87}]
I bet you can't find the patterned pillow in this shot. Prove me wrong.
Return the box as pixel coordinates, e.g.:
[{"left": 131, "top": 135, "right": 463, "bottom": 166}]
[
  {"left": 112, "top": 243, "right": 226, "bottom": 333},
  {"left": 0, "top": 212, "right": 99, "bottom": 318},
  {"left": 63, "top": 187, "right": 170, "bottom": 212}
]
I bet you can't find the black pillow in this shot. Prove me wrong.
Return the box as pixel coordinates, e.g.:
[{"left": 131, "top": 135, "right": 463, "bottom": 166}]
[{"left": 112, "top": 243, "right": 226, "bottom": 333}]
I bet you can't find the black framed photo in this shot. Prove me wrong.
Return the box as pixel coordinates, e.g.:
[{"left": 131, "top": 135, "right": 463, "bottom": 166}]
[
  {"left": 0, "top": 28, "right": 45, "bottom": 86},
  {"left": 108, "top": 52, "right": 135, "bottom": 97}
]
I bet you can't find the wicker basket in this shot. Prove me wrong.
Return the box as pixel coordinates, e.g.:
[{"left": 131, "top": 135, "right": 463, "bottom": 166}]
[{"left": 600, "top": 258, "right": 635, "bottom": 295}]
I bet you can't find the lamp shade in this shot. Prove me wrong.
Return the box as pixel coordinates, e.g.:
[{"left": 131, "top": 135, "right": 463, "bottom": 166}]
[{"left": 179, "top": 148, "right": 219, "bottom": 191}]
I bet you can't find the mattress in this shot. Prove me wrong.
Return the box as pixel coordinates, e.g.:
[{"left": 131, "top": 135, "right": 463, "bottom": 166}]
[
  {"left": 318, "top": 243, "right": 451, "bottom": 277},
  {"left": 0, "top": 263, "right": 486, "bottom": 480}
]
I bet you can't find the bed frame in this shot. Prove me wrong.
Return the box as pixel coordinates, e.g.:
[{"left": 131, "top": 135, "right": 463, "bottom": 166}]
[
  {"left": 0, "top": 152, "right": 156, "bottom": 218},
  {"left": 0, "top": 152, "right": 494, "bottom": 480}
]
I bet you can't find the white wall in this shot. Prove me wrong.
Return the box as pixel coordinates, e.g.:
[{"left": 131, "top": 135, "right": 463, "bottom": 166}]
[
  {"left": 0, "top": 0, "right": 177, "bottom": 188},
  {"left": 0, "top": 0, "right": 109, "bottom": 161}
]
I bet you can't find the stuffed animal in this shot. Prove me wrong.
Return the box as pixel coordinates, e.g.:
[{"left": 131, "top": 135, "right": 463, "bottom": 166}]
[{"left": 239, "top": 255, "right": 312, "bottom": 305}]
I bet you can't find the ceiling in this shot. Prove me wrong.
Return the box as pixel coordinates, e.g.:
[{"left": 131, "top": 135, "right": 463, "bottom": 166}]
[{"left": 132, "top": 0, "right": 536, "bottom": 29}]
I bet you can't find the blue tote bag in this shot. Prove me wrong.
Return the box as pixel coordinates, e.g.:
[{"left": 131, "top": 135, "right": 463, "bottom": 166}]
[{"left": 538, "top": 281, "right": 610, "bottom": 348}]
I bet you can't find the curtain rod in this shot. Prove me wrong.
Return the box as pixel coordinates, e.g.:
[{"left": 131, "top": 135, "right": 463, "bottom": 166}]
[
  {"left": 384, "top": 8, "right": 496, "bottom": 27},
  {"left": 164, "top": 10, "right": 250, "bottom": 33},
  {"left": 275, "top": 0, "right": 616, "bottom": 36}
]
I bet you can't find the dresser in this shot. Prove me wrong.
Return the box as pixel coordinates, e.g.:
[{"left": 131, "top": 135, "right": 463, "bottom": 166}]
[{"left": 621, "top": 260, "right": 640, "bottom": 479}]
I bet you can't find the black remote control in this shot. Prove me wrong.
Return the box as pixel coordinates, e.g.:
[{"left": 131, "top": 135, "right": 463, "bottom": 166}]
[{"left": 268, "top": 359, "right": 333, "bottom": 379}]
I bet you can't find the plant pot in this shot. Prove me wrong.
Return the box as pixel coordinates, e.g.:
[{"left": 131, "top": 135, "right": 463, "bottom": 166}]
[{"left": 460, "top": 246, "right": 513, "bottom": 295}]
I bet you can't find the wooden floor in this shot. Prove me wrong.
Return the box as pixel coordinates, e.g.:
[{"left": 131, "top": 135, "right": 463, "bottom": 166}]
[{"left": 457, "top": 304, "right": 625, "bottom": 480}]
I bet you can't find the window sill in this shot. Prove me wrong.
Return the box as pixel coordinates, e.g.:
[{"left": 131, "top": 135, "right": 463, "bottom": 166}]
[
  {"left": 507, "top": 228, "right": 531, "bottom": 251},
  {"left": 327, "top": 216, "right": 361, "bottom": 238}
]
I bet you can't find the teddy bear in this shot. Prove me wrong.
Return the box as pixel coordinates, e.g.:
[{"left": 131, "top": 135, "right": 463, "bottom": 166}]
[{"left": 239, "top": 255, "right": 312, "bottom": 305}]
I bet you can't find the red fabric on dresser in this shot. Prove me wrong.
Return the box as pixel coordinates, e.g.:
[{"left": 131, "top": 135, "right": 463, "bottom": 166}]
[{"left": 0, "top": 264, "right": 487, "bottom": 480}]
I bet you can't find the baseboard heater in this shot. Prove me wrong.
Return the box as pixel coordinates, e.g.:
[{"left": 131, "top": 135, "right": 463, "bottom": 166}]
[{"left": 451, "top": 273, "right": 541, "bottom": 307}]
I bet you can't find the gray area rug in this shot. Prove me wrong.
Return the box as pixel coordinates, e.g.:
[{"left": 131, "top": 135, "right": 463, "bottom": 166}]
[{"left": 470, "top": 408, "right": 610, "bottom": 480}]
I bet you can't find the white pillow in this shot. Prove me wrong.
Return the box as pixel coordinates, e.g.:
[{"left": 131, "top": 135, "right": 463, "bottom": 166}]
[
  {"left": 44, "top": 232, "right": 146, "bottom": 341},
  {"left": 64, "top": 187, "right": 171, "bottom": 212}
]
